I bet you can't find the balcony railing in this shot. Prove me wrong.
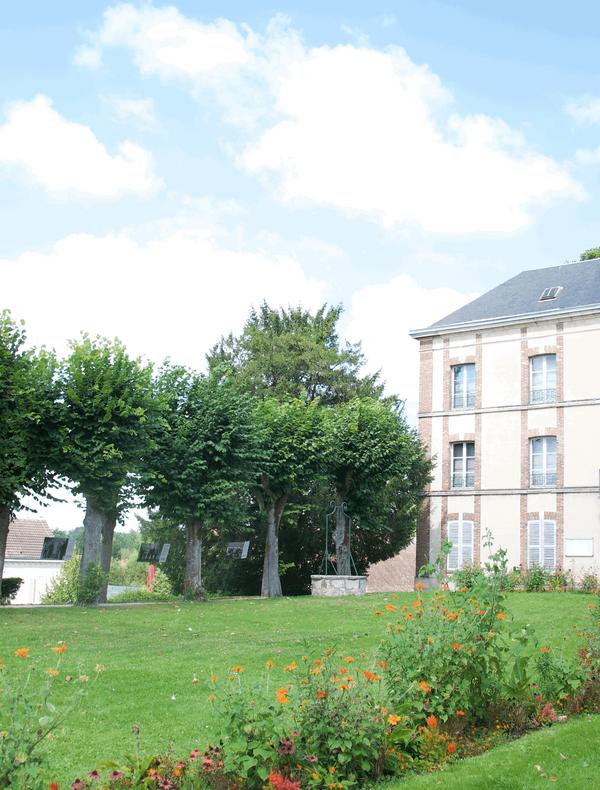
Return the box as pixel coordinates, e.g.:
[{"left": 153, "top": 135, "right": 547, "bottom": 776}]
[
  {"left": 530, "top": 472, "right": 557, "bottom": 488},
  {"left": 452, "top": 391, "right": 475, "bottom": 410},
  {"left": 452, "top": 472, "right": 475, "bottom": 489},
  {"left": 530, "top": 388, "right": 557, "bottom": 404}
]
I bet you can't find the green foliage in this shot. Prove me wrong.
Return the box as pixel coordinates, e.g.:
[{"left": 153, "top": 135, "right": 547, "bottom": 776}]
[
  {"left": 0, "top": 309, "right": 60, "bottom": 514},
  {"left": 580, "top": 572, "right": 599, "bottom": 594},
  {"left": 77, "top": 563, "right": 107, "bottom": 605},
  {"left": 0, "top": 577, "right": 23, "bottom": 605},
  {"left": 208, "top": 302, "right": 382, "bottom": 405},
  {"left": 41, "top": 555, "right": 80, "bottom": 604},
  {"left": 580, "top": 246, "right": 600, "bottom": 261},
  {"left": 524, "top": 564, "right": 548, "bottom": 592},
  {"left": 58, "top": 335, "right": 158, "bottom": 514},
  {"left": 108, "top": 589, "right": 179, "bottom": 604}
]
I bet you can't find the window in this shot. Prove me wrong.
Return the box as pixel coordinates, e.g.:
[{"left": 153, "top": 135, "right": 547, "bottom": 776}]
[
  {"left": 530, "top": 354, "right": 556, "bottom": 404},
  {"left": 539, "top": 286, "right": 561, "bottom": 302},
  {"left": 447, "top": 520, "right": 474, "bottom": 571},
  {"left": 452, "top": 442, "right": 475, "bottom": 489},
  {"left": 451, "top": 364, "right": 475, "bottom": 409},
  {"left": 530, "top": 436, "right": 557, "bottom": 487},
  {"left": 527, "top": 519, "right": 556, "bottom": 569}
]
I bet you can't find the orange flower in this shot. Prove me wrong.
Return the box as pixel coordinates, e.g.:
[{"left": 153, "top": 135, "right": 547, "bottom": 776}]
[
  {"left": 316, "top": 691, "right": 326, "bottom": 699},
  {"left": 51, "top": 644, "right": 66, "bottom": 654},
  {"left": 15, "top": 647, "right": 29, "bottom": 658},
  {"left": 447, "top": 740, "right": 457, "bottom": 755},
  {"left": 496, "top": 613, "right": 507, "bottom": 620},
  {"left": 452, "top": 643, "right": 462, "bottom": 650},
  {"left": 419, "top": 681, "right": 431, "bottom": 693},
  {"left": 231, "top": 665, "right": 244, "bottom": 673},
  {"left": 362, "top": 670, "right": 381, "bottom": 682},
  {"left": 377, "top": 661, "right": 387, "bottom": 668},
  {"left": 385, "top": 604, "right": 396, "bottom": 612},
  {"left": 309, "top": 668, "right": 321, "bottom": 675},
  {"left": 207, "top": 694, "right": 217, "bottom": 702},
  {"left": 426, "top": 714, "right": 438, "bottom": 729},
  {"left": 540, "top": 646, "right": 550, "bottom": 654},
  {"left": 47, "top": 668, "right": 59, "bottom": 678},
  {"left": 447, "top": 613, "right": 458, "bottom": 621},
  {"left": 266, "top": 660, "right": 274, "bottom": 669},
  {"left": 339, "top": 683, "right": 350, "bottom": 690},
  {"left": 342, "top": 656, "right": 354, "bottom": 663},
  {"left": 412, "top": 599, "right": 422, "bottom": 608},
  {"left": 276, "top": 687, "right": 289, "bottom": 704},
  {"left": 50, "top": 783, "right": 59, "bottom": 790},
  {"left": 339, "top": 668, "right": 348, "bottom": 675},
  {"left": 210, "top": 674, "right": 218, "bottom": 682},
  {"left": 388, "top": 714, "right": 401, "bottom": 726},
  {"left": 313, "top": 659, "right": 322, "bottom": 666},
  {"left": 404, "top": 614, "right": 414, "bottom": 620},
  {"left": 373, "top": 610, "right": 382, "bottom": 616},
  {"left": 474, "top": 610, "right": 484, "bottom": 616},
  {"left": 415, "top": 582, "right": 425, "bottom": 591},
  {"left": 285, "top": 661, "right": 298, "bottom": 672},
  {"left": 455, "top": 710, "right": 465, "bottom": 716}
]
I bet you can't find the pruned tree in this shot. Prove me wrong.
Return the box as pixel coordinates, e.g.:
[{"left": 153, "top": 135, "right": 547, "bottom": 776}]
[
  {"left": 141, "top": 367, "right": 262, "bottom": 598},
  {"left": 0, "top": 310, "right": 60, "bottom": 586},
  {"left": 323, "top": 398, "right": 432, "bottom": 575},
  {"left": 254, "top": 398, "right": 326, "bottom": 597},
  {"left": 208, "top": 302, "right": 382, "bottom": 404},
  {"left": 58, "top": 336, "right": 157, "bottom": 602}
]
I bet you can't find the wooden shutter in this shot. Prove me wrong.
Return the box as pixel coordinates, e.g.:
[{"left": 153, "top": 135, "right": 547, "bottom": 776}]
[
  {"left": 543, "top": 520, "right": 556, "bottom": 570},
  {"left": 447, "top": 521, "right": 460, "bottom": 571},
  {"left": 461, "top": 521, "right": 474, "bottom": 567},
  {"left": 527, "top": 520, "right": 541, "bottom": 568}
]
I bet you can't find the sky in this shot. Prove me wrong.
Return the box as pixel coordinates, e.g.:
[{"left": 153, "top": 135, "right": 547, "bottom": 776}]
[{"left": 3, "top": 1, "right": 600, "bottom": 531}]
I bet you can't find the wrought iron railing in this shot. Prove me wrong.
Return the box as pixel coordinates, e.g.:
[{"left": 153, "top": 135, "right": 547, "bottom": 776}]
[
  {"left": 530, "top": 472, "right": 557, "bottom": 487},
  {"left": 530, "top": 388, "right": 557, "bottom": 404},
  {"left": 452, "top": 391, "right": 475, "bottom": 409},
  {"left": 452, "top": 472, "right": 475, "bottom": 489}
]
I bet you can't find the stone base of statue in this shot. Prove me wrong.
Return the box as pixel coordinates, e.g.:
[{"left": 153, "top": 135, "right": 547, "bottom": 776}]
[{"left": 310, "top": 574, "right": 367, "bottom": 597}]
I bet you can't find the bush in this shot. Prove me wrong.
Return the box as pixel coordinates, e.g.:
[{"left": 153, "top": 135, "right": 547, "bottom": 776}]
[
  {"left": 108, "top": 589, "right": 179, "bottom": 603},
  {"left": 149, "top": 566, "right": 173, "bottom": 597},
  {"left": 523, "top": 564, "right": 548, "bottom": 592},
  {"left": 77, "top": 563, "right": 108, "bottom": 605},
  {"left": 0, "top": 577, "right": 23, "bottom": 605},
  {"left": 41, "top": 555, "right": 80, "bottom": 604},
  {"left": 579, "top": 572, "right": 599, "bottom": 595}
]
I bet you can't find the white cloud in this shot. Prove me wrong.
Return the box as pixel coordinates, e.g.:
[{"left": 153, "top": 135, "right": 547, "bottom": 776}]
[
  {"left": 73, "top": 44, "right": 103, "bottom": 68},
  {"left": 103, "top": 95, "right": 157, "bottom": 128},
  {"left": 80, "top": 5, "right": 583, "bottom": 234},
  {"left": 0, "top": 95, "right": 160, "bottom": 198},
  {"left": 0, "top": 223, "right": 325, "bottom": 368},
  {"left": 345, "top": 273, "right": 478, "bottom": 423},
  {"left": 565, "top": 96, "right": 600, "bottom": 125}
]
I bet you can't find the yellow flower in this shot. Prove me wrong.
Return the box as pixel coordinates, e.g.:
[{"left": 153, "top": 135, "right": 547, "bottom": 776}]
[
  {"left": 266, "top": 660, "right": 274, "bottom": 669},
  {"left": 285, "top": 661, "right": 298, "bottom": 672},
  {"left": 388, "top": 714, "right": 401, "bottom": 726},
  {"left": 210, "top": 674, "right": 218, "bottom": 683},
  {"left": 207, "top": 694, "right": 217, "bottom": 702}
]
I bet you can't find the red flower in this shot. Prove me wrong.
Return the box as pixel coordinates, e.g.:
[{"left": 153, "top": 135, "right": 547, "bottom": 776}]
[
  {"left": 426, "top": 714, "right": 438, "bottom": 729},
  {"left": 268, "top": 770, "right": 301, "bottom": 789},
  {"left": 447, "top": 740, "right": 457, "bottom": 755},
  {"left": 50, "top": 783, "right": 59, "bottom": 790}
]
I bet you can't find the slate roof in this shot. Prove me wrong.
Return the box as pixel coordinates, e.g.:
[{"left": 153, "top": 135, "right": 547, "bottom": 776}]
[
  {"left": 6, "top": 518, "right": 54, "bottom": 560},
  {"left": 412, "top": 258, "right": 600, "bottom": 336}
]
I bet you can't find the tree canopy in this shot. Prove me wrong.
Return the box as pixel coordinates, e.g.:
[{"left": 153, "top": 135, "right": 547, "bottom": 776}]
[{"left": 580, "top": 247, "right": 600, "bottom": 261}]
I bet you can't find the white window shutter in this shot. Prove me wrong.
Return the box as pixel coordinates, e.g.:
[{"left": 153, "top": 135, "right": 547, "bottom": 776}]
[
  {"left": 528, "top": 521, "right": 541, "bottom": 568},
  {"left": 461, "top": 521, "right": 474, "bottom": 567},
  {"left": 447, "top": 521, "right": 460, "bottom": 571},
  {"left": 543, "top": 521, "right": 556, "bottom": 570}
]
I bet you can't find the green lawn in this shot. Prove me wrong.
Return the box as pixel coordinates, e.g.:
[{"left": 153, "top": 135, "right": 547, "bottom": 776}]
[{"left": 0, "top": 592, "right": 596, "bottom": 785}]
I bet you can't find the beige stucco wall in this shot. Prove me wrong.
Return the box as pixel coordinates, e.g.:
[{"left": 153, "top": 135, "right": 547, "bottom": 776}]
[
  {"left": 563, "top": 493, "right": 600, "bottom": 577},
  {"left": 481, "top": 327, "right": 521, "bottom": 408},
  {"left": 480, "top": 496, "right": 521, "bottom": 567},
  {"left": 563, "top": 316, "right": 600, "bottom": 401},
  {"left": 480, "top": 410, "right": 521, "bottom": 489},
  {"left": 528, "top": 406, "right": 556, "bottom": 432},
  {"left": 564, "top": 406, "right": 600, "bottom": 486}
]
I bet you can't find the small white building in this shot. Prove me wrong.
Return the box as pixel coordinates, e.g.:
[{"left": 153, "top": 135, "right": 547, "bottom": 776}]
[{"left": 4, "top": 518, "right": 64, "bottom": 604}]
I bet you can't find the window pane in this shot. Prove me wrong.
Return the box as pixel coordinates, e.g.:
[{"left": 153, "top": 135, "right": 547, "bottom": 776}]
[
  {"left": 466, "top": 442, "right": 475, "bottom": 457},
  {"left": 531, "top": 356, "right": 543, "bottom": 372}
]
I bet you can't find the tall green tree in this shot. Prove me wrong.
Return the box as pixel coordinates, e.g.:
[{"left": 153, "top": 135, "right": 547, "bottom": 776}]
[
  {"left": 58, "top": 336, "right": 157, "bottom": 601},
  {"left": 0, "top": 311, "right": 60, "bottom": 585},
  {"left": 142, "top": 367, "right": 262, "bottom": 597},
  {"left": 254, "top": 398, "right": 326, "bottom": 597},
  {"left": 208, "top": 303, "right": 382, "bottom": 404},
  {"left": 324, "top": 398, "right": 432, "bottom": 575}
]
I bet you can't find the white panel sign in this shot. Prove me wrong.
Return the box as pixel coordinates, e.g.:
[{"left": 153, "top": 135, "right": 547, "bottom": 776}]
[{"left": 565, "top": 538, "right": 594, "bottom": 557}]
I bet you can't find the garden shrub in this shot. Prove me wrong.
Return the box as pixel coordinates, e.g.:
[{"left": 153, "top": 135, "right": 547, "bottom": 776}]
[
  {"left": 41, "top": 555, "right": 80, "bottom": 604},
  {"left": 0, "top": 577, "right": 22, "bottom": 605},
  {"left": 149, "top": 566, "right": 173, "bottom": 597},
  {"left": 77, "top": 563, "right": 108, "bottom": 605},
  {"left": 109, "top": 589, "right": 179, "bottom": 603},
  {"left": 523, "top": 564, "right": 548, "bottom": 592},
  {"left": 579, "top": 572, "right": 599, "bottom": 595}
]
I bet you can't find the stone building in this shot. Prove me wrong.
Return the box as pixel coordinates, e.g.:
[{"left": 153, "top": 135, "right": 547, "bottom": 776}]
[{"left": 409, "top": 258, "right": 600, "bottom": 578}]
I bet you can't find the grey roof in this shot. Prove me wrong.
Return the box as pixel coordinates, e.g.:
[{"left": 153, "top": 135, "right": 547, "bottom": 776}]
[
  {"left": 415, "top": 258, "right": 600, "bottom": 335},
  {"left": 6, "top": 518, "right": 54, "bottom": 559}
]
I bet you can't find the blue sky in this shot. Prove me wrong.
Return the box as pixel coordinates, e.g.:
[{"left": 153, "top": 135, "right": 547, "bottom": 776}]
[{"left": 3, "top": 1, "right": 600, "bottom": 528}]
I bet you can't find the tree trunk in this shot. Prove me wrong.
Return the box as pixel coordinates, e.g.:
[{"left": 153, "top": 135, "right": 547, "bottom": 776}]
[
  {"left": 333, "top": 494, "right": 351, "bottom": 575},
  {"left": 80, "top": 498, "right": 108, "bottom": 604},
  {"left": 0, "top": 505, "right": 10, "bottom": 589},
  {"left": 184, "top": 519, "right": 203, "bottom": 599},
  {"left": 98, "top": 514, "right": 117, "bottom": 603},
  {"left": 261, "top": 499, "right": 284, "bottom": 598}
]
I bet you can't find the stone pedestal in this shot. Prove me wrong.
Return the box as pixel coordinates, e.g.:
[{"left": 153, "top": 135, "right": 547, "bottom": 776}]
[{"left": 310, "top": 574, "right": 367, "bottom": 597}]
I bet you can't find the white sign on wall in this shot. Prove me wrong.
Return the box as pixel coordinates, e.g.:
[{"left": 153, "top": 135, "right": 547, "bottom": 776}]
[{"left": 565, "top": 538, "right": 594, "bottom": 557}]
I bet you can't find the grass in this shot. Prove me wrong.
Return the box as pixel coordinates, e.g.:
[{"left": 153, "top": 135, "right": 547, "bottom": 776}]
[{"left": 0, "top": 591, "right": 596, "bottom": 785}]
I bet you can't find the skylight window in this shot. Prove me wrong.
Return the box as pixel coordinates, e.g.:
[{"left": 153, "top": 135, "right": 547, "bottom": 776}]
[{"left": 539, "top": 286, "right": 561, "bottom": 301}]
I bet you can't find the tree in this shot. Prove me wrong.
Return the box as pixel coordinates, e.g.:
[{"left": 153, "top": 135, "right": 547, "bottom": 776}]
[
  {"left": 208, "top": 303, "right": 382, "bottom": 404},
  {"left": 323, "top": 398, "right": 432, "bottom": 575},
  {"left": 580, "top": 247, "right": 600, "bottom": 261},
  {"left": 0, "top": 311, "right": 60, "bottom": 586},
  {"left": 254, "top": 398, "right": 326, "bottom": 597},
  {"left": 142, "top": 367, "right": 262, "bottom": 597},
  {"left": 58, "top": 336, "right": 157, "bottom": 602}
]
